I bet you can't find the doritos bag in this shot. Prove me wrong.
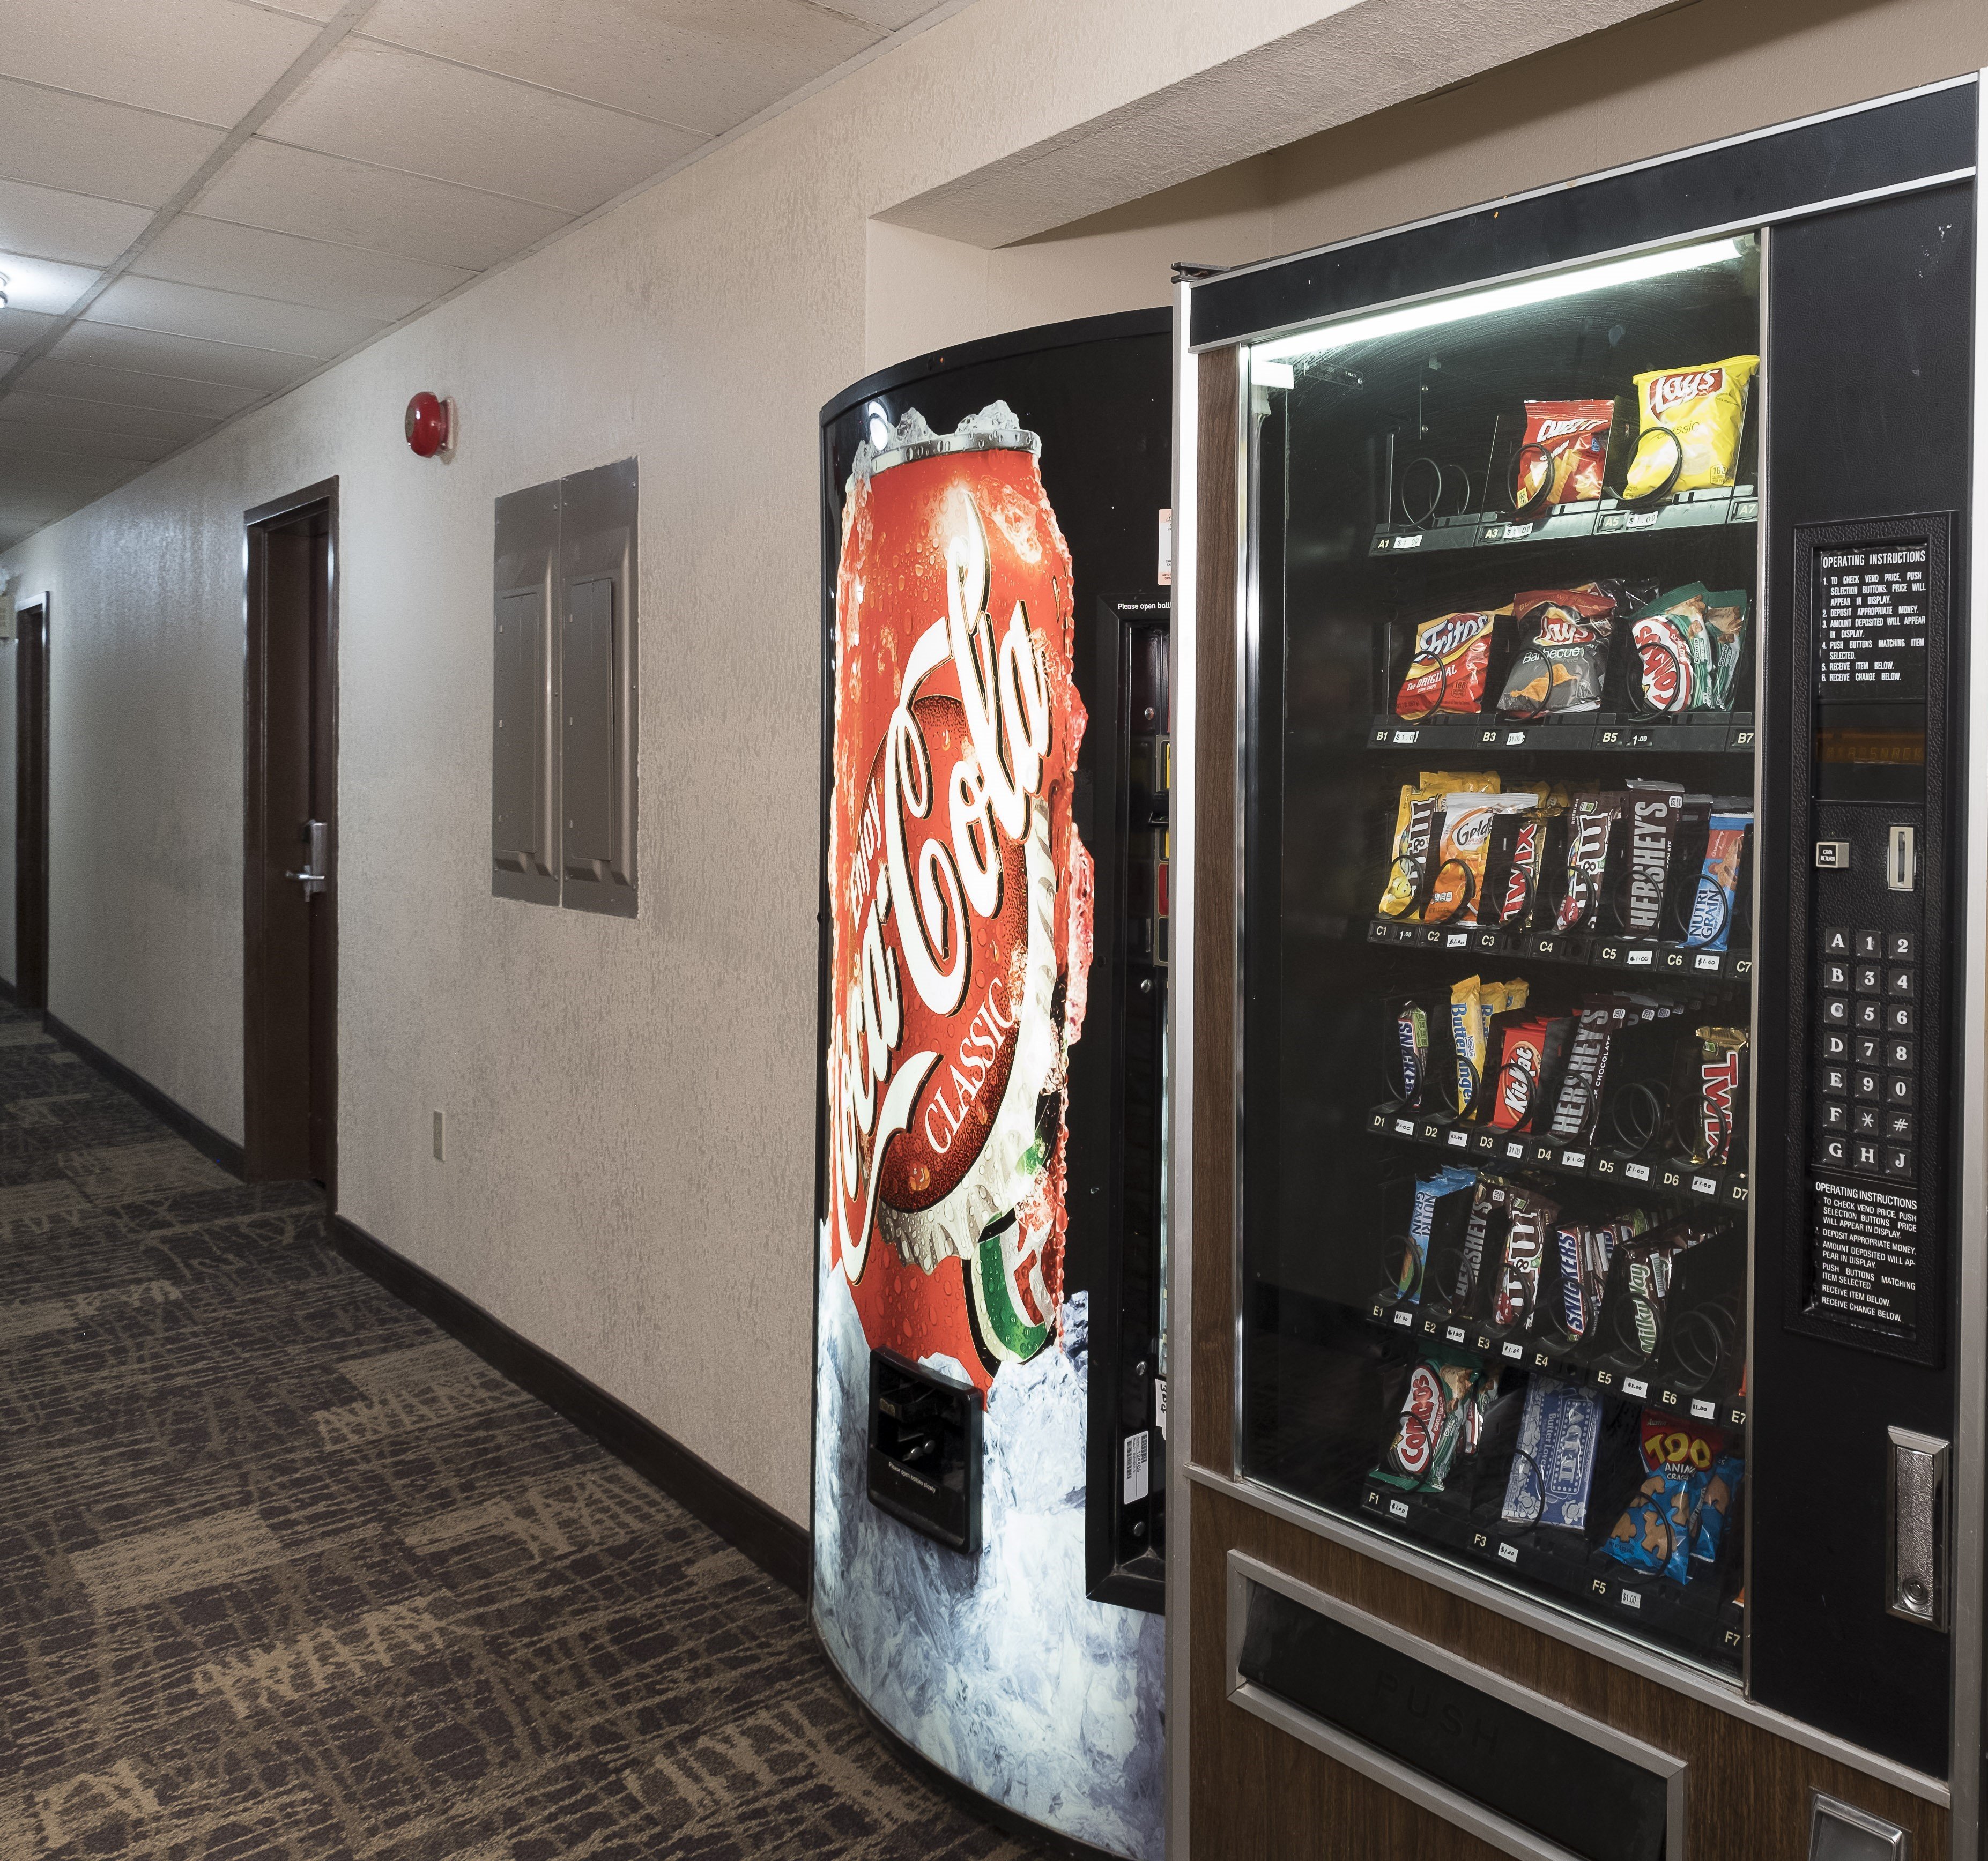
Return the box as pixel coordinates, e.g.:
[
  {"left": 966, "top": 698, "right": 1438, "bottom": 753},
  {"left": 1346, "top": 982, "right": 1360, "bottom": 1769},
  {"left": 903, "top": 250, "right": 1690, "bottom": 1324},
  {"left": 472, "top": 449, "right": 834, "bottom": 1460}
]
[{"left": 1622, "top": 356, "right": 1760, "bottom": 501}]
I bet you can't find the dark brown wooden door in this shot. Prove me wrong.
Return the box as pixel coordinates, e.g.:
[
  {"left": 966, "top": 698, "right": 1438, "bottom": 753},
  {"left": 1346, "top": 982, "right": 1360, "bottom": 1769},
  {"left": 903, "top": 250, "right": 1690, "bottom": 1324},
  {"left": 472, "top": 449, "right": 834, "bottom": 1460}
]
[
  {"left": 14, "top": 598, "right": 47, "bottom": 1014},
  {"left": 244, "top": 487, "right": 337, "bottom": 1188}
]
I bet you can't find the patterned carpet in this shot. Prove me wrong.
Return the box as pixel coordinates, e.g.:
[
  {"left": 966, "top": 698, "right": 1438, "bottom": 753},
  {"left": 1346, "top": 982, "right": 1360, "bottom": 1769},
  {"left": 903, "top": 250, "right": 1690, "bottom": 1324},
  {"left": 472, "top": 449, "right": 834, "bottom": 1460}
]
[{"left": 0, "top": 1004, "right": 1039, "bottom": 1861}]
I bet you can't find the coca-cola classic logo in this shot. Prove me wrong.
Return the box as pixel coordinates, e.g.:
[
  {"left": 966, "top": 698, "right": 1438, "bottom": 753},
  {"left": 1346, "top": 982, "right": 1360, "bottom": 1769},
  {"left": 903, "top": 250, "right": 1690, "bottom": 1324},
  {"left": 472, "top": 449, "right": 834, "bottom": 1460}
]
[
  {"left": 829, "top": 486, "right": 1056, "bottom": 1286},
  {"left": 1648, "top": 368, "right": 1723, "bottom": 414}
]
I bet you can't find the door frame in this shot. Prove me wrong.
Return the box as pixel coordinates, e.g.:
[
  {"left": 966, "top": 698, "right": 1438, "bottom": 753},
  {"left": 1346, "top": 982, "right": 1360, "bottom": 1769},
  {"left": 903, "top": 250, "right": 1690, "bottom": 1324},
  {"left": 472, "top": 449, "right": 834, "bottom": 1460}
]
[
  {"left": 13, "top": 593, "right": 47, "bottom": 1015},
  {"left": 243, "top": 477, "right": 339, "bottom": 1200}
]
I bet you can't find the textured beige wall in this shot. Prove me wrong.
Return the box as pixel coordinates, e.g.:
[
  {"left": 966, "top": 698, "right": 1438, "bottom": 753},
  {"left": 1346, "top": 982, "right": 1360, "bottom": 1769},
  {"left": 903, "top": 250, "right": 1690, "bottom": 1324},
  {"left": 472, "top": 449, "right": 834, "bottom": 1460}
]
[
  {"left": 0, "top": 0, "right": 1975, "bottom": 1524},
  {"left": 1263, "top": 0, "right": 1988, "bottom": 256}
]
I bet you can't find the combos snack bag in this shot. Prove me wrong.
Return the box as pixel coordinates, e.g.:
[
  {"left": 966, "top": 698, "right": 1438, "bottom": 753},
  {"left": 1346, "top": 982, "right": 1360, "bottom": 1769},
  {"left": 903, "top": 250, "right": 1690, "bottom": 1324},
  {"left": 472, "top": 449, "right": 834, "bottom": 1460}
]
[
  {"left": 1622, "top": 356, "right": 1760, "bottom": 502},
  {"left": 1378, "top": 771, "right": 1500, "bottom": 918},
  {"left": 1630, "top": 584, "right": 1752, "bottom": 712},
  {"left": 1375, "top": 1349, "right": 1484, "bottom": 1492},
  {"left": 1396, "top": 608, "right": 1510, "bottom": 719},
  {"left": 1497, "top": 588, "right": 1617, "bottom": 718},
  {"left": 1513, "top": 399, "right": 1612, "bottom": 511}
]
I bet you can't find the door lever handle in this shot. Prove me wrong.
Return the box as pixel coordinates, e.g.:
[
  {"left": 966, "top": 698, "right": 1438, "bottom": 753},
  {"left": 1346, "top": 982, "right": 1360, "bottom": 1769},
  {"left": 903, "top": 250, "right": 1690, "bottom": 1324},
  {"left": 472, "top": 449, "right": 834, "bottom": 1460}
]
[{"left": 285, "top": 868, "right": 325, "bottom": 896}]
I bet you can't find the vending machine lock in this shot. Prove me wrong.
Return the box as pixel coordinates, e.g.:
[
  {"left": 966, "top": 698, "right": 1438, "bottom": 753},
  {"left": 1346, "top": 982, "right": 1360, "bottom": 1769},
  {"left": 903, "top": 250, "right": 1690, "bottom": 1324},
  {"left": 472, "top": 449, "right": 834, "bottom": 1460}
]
[
  {"left": 1885, "top": 824, "right": 1916, "bottom": 892},
  {"left": 1884, "top": 1425, "right": 1948, "bottom": 1631}
]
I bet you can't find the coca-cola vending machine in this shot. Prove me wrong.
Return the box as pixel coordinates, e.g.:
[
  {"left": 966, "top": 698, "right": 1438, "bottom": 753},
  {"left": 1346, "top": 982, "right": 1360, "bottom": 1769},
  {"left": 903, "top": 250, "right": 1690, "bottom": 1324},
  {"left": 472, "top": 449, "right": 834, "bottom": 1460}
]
[{"left": 813, "top": 310, "right": 1171, "bottom": 1858}]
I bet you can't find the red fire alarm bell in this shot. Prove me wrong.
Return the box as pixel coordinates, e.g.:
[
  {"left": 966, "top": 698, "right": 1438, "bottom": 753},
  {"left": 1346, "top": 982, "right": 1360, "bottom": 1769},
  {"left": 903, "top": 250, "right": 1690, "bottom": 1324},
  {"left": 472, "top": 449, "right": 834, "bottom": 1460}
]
[{"left": 404, "top": 391, "right": 453, "bottom": 458}]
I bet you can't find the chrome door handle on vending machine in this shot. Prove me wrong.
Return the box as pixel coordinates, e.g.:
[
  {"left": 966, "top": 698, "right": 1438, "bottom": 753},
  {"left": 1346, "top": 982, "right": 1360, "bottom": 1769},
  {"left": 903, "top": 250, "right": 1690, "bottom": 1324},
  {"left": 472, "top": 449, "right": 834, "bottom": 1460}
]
[
  {"left": 285, "top": 819, "right": 328, "bottom": 897},
  {"left": 1885, "top": 1425, "right": 1948, "bottom": 1629}
]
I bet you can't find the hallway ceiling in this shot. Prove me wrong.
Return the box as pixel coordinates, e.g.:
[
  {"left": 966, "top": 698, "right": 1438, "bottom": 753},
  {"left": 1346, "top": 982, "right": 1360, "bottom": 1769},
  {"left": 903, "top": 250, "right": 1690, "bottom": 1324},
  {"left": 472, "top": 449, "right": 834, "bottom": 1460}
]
[{"left": 0, "top": 0, "right": 943, "bottom": 552}]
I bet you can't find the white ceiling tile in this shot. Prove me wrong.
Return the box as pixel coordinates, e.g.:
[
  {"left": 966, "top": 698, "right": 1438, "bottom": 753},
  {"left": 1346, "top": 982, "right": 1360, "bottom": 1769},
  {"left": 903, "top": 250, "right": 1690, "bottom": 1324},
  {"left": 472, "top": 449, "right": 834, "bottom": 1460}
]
[
  {"left": 0, "top": 0, "right": 319, "bottom": 128},
  {"left": 0, "top": 456, "right": 140, "bottom": 495},
  {"left": 84, "top": 275, "right": 383, "bottom": 359},
  {"left": 248, "top": 0, "right": 347, "bottom": 18},
  {"left": 260, "top": 40, "right": 703, "bottom": 212},
  {"left": 16, "top": 357, "right": 264, "bottom": 416},
  {"left": 0, "top": 419, "right": 175, "bottom": 464},
  {"left": 0, "top": 77, "right": 225, "bottom": 209},
  {"left": 0, "top": 307, "right": 61, "bottom": 355},
  {"left": 51, "top": 322, "right": 316, "bottom": 391},
  {"left": 0, "top": 390, "right": 217, "bottom": 443},
  {"left": 0, "top": 255, "right": 99, "bottom": 317},
  {"left": 193, "top": 139, "right": 569, "bottom": 271},
  {"left": 355, "top": 0, "right": 877, "bottom": 137},
  {"left": 0, "top": 178, "right": 152, "bottom": 268},
  {"left": 135, "top": 215, "right": 471, "bottom": 321}
]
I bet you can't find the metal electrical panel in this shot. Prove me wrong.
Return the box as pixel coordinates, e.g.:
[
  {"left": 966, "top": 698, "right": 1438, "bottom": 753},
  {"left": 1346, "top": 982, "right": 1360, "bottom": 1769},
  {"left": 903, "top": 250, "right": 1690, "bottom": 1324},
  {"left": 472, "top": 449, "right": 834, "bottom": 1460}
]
[
  {"left": 490, "top": 458, "right": 637, "bottom": 914},
  {"left": 559, "top": 459, "right": 637, "bottom": 916},
  {"left": 491, "top": 481, "right": 560, "bottom": 905}
]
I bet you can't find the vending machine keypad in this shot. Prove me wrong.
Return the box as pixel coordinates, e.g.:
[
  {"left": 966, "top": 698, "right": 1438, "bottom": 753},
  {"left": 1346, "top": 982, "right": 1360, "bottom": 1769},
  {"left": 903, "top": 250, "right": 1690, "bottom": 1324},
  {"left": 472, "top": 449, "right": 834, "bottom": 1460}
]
[{"left": 1814, "top": 925, "right": 1917, "bottom": 1182}]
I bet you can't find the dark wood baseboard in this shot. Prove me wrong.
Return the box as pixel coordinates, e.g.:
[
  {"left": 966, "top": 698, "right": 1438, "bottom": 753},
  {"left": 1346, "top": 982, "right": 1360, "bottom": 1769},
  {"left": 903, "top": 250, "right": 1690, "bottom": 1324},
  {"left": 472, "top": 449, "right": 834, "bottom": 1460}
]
[
  {"left": 0, "top": 974, "right": 16, "bottom": 1006},
  {"left": 44, "top": 1011, "right": 247, "bottom": 1179},
  {"left": 327, "top": 1214, "right": 810, "bottom": 1596}
]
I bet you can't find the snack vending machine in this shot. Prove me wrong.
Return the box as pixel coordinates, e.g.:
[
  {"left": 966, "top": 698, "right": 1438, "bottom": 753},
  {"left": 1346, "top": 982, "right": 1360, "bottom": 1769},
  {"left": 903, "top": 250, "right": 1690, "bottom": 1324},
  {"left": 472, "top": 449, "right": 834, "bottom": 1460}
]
[
  {"left": 1169, "top": 77, "right": 1986, "bottom": 1859},
  {"left": 813, "top": 310, "right": 1172, "bottom": 1858}
]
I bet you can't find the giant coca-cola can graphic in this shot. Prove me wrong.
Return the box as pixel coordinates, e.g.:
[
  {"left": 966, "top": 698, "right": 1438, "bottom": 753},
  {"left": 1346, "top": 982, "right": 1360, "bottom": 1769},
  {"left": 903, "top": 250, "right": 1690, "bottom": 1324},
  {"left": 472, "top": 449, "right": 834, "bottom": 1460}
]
[{"left": 826, "top": 403, "right": 1091, "bottom": 1379}]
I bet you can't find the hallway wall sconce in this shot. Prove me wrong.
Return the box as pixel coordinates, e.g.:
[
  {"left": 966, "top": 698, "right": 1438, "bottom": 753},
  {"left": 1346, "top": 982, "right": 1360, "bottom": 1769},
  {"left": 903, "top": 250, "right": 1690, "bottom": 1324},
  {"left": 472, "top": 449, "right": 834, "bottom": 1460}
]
[{"left": 404, "top": 390, "right": 455, "bottom": 459}]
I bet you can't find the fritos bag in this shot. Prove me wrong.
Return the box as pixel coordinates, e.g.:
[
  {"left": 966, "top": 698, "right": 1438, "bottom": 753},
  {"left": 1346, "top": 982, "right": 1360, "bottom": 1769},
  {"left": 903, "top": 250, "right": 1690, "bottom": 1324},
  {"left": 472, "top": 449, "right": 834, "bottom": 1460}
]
[
  {"left": 1623, "top": 356, "right": 1760, "bottom": 501},
  {"left": 1396, "top": 607, "right": 1509, "bottom": 719}
]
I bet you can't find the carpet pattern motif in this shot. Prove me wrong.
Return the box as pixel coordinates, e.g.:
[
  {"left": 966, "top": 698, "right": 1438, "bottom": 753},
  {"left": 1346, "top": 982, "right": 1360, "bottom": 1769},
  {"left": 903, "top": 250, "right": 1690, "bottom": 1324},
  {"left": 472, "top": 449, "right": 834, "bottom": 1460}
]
[{"left": 0, "top": 1008, "right": 1036, "bottom": 1860}]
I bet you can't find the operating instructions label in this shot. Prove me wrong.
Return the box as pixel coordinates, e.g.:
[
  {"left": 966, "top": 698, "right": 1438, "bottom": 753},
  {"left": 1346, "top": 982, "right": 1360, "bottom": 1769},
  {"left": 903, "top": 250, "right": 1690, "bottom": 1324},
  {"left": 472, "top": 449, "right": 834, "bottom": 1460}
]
[
  {"left": 1818, "top": 541, "right": 1929, "bottom": 701},
  {"left": 1811, "top": 1177, "right": 1919, "bottom": 1336}
]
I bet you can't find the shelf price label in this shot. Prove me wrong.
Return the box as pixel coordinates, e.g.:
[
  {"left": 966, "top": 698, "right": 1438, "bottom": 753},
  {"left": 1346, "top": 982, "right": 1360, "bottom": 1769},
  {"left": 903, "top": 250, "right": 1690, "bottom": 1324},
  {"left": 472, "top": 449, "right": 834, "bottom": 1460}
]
[{"left": 1623, "top": 1377, "right": 1649, "bottom": 1398}]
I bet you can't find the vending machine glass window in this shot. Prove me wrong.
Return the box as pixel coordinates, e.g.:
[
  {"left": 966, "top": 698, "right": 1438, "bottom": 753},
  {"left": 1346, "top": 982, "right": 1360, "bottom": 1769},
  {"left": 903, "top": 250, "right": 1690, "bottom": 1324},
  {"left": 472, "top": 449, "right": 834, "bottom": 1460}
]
[{"left": 1239, "top": 235, "right": 1762, "bottom": 1679}]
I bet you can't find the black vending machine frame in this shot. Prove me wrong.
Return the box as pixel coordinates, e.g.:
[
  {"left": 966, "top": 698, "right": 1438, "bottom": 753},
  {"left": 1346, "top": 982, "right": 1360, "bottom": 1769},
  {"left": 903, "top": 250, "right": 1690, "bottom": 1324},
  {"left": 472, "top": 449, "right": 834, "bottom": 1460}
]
[
  {"left": 1172, "top": 68, "right": 1986, "bottom": 1843},
  {"left": 813, "top": 309, "right": 1174, "bottom": 1614}
]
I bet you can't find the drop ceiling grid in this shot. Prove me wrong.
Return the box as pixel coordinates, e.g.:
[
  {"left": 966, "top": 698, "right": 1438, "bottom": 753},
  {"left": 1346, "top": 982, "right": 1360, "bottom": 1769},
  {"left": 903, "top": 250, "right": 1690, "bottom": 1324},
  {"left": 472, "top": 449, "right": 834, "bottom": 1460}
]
[{"left": 0, "top": 0, "right": 943, "bottom": 552}]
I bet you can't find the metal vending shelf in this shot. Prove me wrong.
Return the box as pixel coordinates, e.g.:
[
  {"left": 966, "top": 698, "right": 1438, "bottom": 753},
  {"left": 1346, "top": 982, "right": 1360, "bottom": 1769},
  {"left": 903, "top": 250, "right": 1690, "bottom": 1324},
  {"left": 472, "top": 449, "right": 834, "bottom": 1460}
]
[
  {"left": 1367, "top": 713, "right": 1755, "bottom": 754},
  {"left": 1368, "top": 484, "right": 1758, "bottom": 557}
]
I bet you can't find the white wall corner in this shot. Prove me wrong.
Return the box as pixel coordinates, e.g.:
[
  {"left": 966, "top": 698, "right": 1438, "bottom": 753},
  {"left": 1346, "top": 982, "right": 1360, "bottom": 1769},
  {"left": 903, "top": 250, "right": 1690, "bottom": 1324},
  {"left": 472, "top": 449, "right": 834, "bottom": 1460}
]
[{"left": 875, "top": 0, "right": 1688, "bottom": 249}]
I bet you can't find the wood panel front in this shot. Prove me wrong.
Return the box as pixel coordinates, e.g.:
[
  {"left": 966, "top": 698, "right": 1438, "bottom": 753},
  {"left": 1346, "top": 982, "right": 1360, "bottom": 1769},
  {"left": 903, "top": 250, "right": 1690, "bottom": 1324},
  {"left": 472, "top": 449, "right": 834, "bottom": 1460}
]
[
  {"left": 1188, "top": 1485, "right": 1946, "bottom": 1857},
  {"left": 1182, "top": 353, "right": 1945, "bottom": 1859}
]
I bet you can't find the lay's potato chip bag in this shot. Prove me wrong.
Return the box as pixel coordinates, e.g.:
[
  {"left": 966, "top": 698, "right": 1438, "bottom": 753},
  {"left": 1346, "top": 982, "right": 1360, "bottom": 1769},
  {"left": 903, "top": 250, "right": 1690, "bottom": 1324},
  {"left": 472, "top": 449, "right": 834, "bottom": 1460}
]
[{"left": 1622, "top": 355, "right": 1759, "bottom": 501}]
